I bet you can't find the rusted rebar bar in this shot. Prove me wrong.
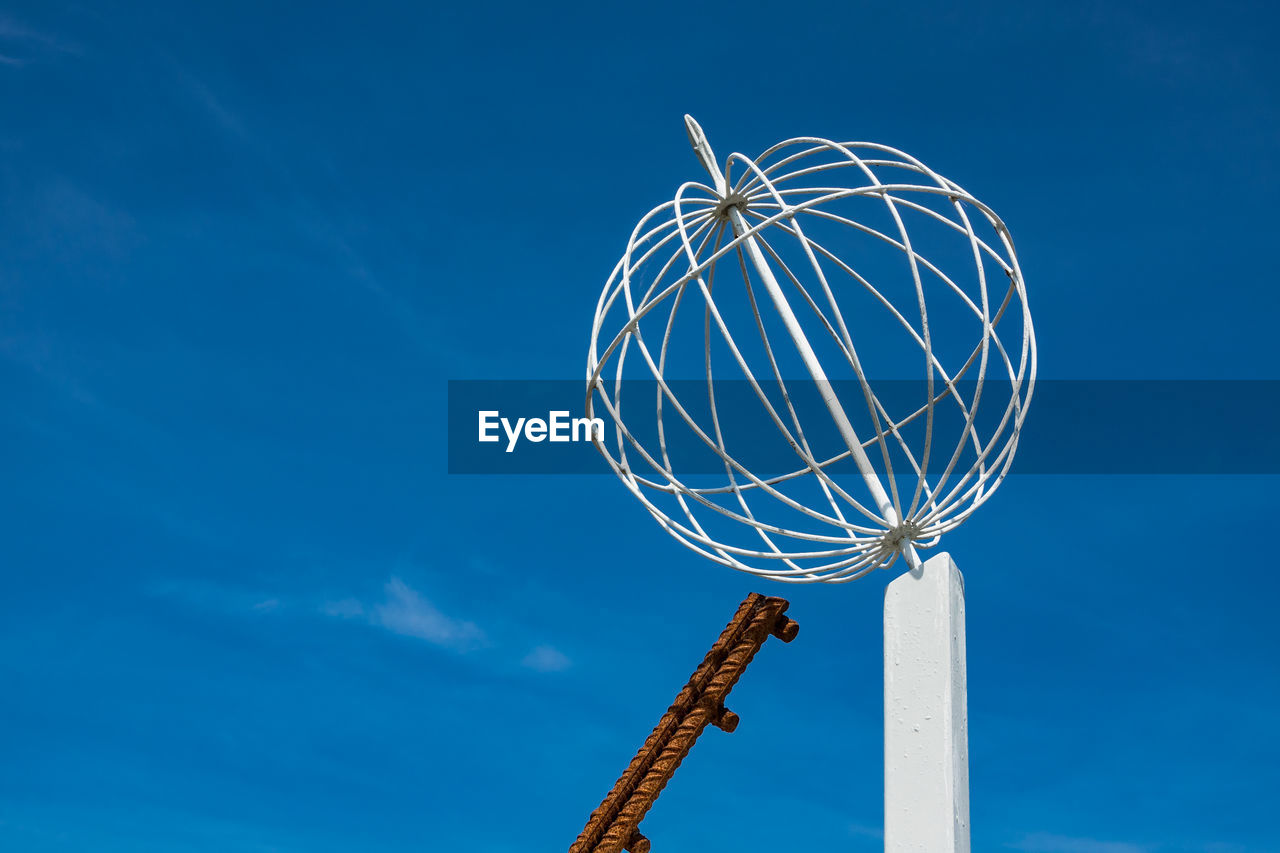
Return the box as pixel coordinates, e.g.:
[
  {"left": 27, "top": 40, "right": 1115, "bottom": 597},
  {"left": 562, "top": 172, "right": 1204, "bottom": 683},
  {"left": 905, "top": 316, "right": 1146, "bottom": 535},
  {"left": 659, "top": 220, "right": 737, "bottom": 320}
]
[
  {"left": 567, "top": 594, "right": 760, "bottom": 853},
  {"left": 568, "top": 594, "right": 798, "bottom": 853}
]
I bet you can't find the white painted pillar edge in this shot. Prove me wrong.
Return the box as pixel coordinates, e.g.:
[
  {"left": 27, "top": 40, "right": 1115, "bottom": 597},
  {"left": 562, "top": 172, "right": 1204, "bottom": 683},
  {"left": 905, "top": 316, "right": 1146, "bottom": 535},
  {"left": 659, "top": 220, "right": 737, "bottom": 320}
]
[{"left": 884, "top": 551, "right": 970, "bottom": 853}]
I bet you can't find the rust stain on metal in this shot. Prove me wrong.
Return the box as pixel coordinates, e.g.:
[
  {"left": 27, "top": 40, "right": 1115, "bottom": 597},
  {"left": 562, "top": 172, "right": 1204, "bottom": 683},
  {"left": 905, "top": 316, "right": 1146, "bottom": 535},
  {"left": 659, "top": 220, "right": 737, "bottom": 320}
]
[{"left": 568, "top": 593, "right": 798, "bottom": 853}]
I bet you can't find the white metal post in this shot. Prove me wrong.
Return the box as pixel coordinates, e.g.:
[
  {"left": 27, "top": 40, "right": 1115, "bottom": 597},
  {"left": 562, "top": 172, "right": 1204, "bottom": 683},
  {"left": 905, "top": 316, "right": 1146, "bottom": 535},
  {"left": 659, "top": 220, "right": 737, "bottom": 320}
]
[{"left": 884, "top": 552, "right": 969, "bottom": 852}]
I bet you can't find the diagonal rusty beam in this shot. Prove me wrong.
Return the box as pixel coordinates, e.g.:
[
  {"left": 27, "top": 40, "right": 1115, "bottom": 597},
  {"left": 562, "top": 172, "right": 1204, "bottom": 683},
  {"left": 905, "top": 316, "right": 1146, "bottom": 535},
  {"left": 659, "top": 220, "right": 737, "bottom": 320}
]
[
  {"left": 567, "top": 593, "right": 762, "bottom": 853},
  {"left": 569, "top": 594, "right": 798, "bottom": 853}
]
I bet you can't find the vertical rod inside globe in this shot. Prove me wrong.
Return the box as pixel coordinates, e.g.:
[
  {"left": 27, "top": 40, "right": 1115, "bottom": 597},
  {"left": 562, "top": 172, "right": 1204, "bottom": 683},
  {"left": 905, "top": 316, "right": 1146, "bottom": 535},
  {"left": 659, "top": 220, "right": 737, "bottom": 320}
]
[
  {"left": 724, "top": 205, "right": 900, "bottom": 520},
  {"left": 684, "top": 116, "right": 918, "bottom": 567}
]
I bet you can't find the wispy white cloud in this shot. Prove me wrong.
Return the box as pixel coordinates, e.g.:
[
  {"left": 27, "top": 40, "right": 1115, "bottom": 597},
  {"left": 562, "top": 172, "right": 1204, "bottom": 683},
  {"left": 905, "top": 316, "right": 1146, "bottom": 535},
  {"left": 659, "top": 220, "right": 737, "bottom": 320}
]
[
  {"left": 321, "top": 578, "right": 485, "bottom": 653},
  {"left": 0, "top": 15, "right": 80, "bottom": 66},
  {"left": 1008, "top": 832, "right": 1152, "bottom": 853},
  {"left": 159, "top": 573, "right": 567, "bottom": 669},
  {"left": 320, "top": 578, "right": 579, "bottom": 672},
  {"left": 521, "top": 644, "right": 571, "bottom": 673},
  {"left": 146, "top": 579, "right": 287, "bottom": 616},
  {"left": 8, "top": 179, "right": 139, "bottom": 264},
  {"left": 175, "top": 71, "right": 249, "bottom": 141},
  {"left": 372, "top": 577, "right": 485, "bottom": 651}
]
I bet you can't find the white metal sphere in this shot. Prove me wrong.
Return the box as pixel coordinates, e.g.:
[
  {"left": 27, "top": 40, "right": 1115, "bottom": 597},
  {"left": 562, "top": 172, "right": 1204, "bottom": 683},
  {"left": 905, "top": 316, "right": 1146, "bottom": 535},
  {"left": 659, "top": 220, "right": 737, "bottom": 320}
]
[{"left": 586, "top": 117, "right": 1036, "bottom": 583}]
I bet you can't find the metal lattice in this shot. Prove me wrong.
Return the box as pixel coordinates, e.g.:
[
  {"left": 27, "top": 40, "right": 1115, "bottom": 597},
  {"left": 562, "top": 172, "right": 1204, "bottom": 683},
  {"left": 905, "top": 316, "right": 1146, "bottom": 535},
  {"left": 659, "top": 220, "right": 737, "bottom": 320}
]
[{"left": 587, "top": 117, "right": 1035, "bottom": 583}]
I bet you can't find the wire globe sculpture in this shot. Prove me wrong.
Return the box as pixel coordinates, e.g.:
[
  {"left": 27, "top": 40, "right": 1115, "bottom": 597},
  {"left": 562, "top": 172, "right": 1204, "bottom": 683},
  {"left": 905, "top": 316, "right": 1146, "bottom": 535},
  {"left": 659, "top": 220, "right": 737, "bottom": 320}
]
[{"left": 586, "top": 117, "right": 1036, "bottom": 583}]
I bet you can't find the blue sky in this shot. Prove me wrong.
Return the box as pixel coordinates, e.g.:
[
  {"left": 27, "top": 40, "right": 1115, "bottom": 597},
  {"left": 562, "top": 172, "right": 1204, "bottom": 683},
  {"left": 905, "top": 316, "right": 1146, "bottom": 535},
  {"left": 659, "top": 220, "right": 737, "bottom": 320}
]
[{"left": 2, "top": 1, "right": 1279, "bottom": 851}]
